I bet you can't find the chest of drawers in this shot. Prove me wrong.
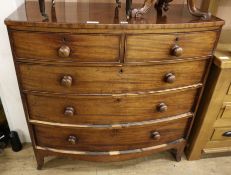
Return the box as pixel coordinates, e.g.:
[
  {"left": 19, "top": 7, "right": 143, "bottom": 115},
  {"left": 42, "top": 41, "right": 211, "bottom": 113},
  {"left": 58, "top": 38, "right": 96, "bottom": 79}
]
[
  {"left": 186, "top": 43, "right": 231, "bottom": 160},
  {"left": 5, "top": 1, "right": 224, "bottom": 169}
]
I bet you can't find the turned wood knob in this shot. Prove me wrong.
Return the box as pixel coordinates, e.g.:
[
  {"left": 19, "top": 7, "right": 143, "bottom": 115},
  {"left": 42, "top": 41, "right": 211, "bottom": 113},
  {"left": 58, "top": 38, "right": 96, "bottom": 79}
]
[
  {"left": 58, "top": 45, "right": 71, "bottom": 58},
  {"left": 156, "top": 103, "right": 168, "bottom": 112},
  {"left": 68, "top": 136, "right": 77, "bottom": 144},
  {"left": 151, "top": 131, "right": 161, "bottom": 140},
  {"left": 64, "top": 107, "right": 75, "bottom": 116},
  {"left": 165, "top": 73, "right": 176, "bottom": 83},
  {"left": 61, "top": 75, "right": 72, "bottom": 87},
  {"left": 171, "top": 45, "right": 183, "bottom": 57}
]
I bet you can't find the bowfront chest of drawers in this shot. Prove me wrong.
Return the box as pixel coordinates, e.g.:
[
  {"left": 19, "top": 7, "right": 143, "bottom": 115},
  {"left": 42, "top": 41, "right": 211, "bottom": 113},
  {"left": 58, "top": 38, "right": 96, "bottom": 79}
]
[{"left": 5, "top": 1, "right": 224, "bottom": 169}]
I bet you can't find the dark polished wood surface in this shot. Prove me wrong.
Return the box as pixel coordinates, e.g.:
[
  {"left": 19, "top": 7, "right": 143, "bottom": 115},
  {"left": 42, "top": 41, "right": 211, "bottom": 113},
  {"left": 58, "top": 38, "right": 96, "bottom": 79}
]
[
  {"left": 5, "top": 0, "right": 224, "bottom": 169},
  {"left": 34, "top": 116, "right": 189, "bottom": 151},
  {"left": 5, "top": 1, "right": 224, "bottom": 29},
  {"left": 26, "top": 88, "right": 198, "bottom": 124}
]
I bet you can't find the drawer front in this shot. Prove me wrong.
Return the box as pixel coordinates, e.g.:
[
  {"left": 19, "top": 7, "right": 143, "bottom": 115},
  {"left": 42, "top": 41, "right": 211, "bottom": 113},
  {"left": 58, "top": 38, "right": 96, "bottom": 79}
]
[
  {"left": 27, "top": 88, "right": 198, "bottom": 124},
  {"left": 34, "top": 117, "right": 190, "bottom": 151},
  {"left": 12, "top": 31, "right": 121, "bottom": 63},
  {"left": 211, "top": 128, "right": 231, "bottom": 141},
  {"left": 220, "top": 105, "right": 231, "bottom": 119},
  {"left": 126, "top": 31, "right": 217, "bottom": 62},
  {"left": 19, "top": 59, "right": 207, "bottom": 94}
]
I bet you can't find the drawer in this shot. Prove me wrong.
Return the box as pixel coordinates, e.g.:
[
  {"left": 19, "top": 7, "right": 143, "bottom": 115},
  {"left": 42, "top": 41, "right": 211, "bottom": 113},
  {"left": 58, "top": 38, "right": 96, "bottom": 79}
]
[
  {"left": 220, "top": 105, "right": 231, "bottom": 119},
  {"left": 19, "top": 59, "right": 208, "bottom": 94},
  {"left": 34, "top": 117, "right": 190, "bottom": 151},
  {"left": 126, "top": 31, "right": 217, "bottom": 62},
  {"left": 211, "top": 128, "right": 231, "bottom": 141},
  {"left": 27, "top": 88, "right": 198, "bottom": 124},
  {"left": 12, "top": 31, "right": 121, "bottom": 63}
]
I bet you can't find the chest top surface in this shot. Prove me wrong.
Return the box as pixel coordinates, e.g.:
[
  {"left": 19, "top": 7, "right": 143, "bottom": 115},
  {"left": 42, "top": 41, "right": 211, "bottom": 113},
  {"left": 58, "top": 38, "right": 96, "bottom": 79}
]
[{"left": 5, "top": 1, "right": 224, "bottom": 30}]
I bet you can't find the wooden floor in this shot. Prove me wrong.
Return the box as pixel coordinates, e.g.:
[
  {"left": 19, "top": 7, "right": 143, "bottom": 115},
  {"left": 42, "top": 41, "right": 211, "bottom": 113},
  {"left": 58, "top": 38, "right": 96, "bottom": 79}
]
[{"left": 0, "top": 144, "right": 231, "bottom": 175}]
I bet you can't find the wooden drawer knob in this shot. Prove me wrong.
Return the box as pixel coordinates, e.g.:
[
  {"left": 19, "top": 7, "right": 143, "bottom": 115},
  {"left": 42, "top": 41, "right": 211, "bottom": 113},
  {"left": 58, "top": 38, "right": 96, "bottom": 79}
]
[
  {"left": 64, "top": 107, "right": 75, "bottom": 116},
  {"left": 58, "top": 45, "right": 71, "bottom": 58},
  {"left": 165, "top": 73, "right": 176, "bottom": 83},
  {"left": 61, "top": 75, "right": 72, "bottom": 87},
  {"left": 68, "top": 136, "right": 77, "bottom": 144},
  {"left": 156, "top": 103, "right": 168, "bottom": 112},
  {"left": 171, "top": 45, "right": 183, "bottom": 57},
  {"left": 151, "top": 131, "right": 161, "bottom": 140},
  {"left": 223, "top": 131, "right": 231, "bottom": 137}
]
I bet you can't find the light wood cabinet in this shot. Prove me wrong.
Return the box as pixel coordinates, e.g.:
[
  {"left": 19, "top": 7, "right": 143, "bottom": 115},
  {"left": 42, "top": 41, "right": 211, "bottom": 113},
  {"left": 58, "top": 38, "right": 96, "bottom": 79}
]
[{"left": 186, "top": 44, "right": 231, "bottom": 160}]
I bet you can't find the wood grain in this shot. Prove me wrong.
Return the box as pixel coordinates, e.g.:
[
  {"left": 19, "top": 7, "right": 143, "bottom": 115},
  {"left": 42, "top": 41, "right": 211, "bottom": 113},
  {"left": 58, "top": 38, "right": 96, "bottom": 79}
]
[
  {"left": 33, "top": 117, "right": 190, "bottom": 151},
  {"left": 125, "top": 31, "right": 217, "bottom": 62},
  {"left": 26, "top": 88, "right": 198, "bottom": 124},
  {"left": 19, "top": 59, "right": 208, "bottom": 94},
  {"left": 12, "top": 31, "right": 121, "bottom": 63},
  {"left": 4, "top": 0, "right": 224, "bottom": 168}
]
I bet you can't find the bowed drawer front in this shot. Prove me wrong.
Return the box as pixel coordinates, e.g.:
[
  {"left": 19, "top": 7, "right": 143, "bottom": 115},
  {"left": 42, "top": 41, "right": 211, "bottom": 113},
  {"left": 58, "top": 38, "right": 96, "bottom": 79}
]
[
  {"left": 34, "top": 117, "right": 190, "bottom": 152},
  {"left": 27, "top": 88, "right": 198, "bottom": 124},
  {"left": 19, "top": 59, "right": 207, "bottom": 94}
]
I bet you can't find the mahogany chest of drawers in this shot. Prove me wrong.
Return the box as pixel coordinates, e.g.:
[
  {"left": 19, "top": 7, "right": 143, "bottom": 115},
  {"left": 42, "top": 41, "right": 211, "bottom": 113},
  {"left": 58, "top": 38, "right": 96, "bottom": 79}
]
[{"left": 5, "top": 1, "right": 224, "bottom": 169}]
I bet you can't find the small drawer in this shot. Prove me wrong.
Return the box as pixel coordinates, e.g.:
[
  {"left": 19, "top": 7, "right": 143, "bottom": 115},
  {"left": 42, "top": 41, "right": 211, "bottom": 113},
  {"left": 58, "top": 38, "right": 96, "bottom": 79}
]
[
  {"left": 19, "top": 59, "right": 208, "bottom": 94},
  {"left": 220, "top": 105, "right": 231, "bottom": 119},
  {"left": 211, "top": 128, "right": 231, "bottom": 141},
  {"left": 125, "top": 31, "right": 217, "bottom": 62},
  {"left": 12, "top": 31, "right": 121, "bottom": 63},
  {"left": 26, "top": 88, "right": 198, "bottom": 124},
  {"left": 34, "top": 117, "right": 190, "bottom": 151}
]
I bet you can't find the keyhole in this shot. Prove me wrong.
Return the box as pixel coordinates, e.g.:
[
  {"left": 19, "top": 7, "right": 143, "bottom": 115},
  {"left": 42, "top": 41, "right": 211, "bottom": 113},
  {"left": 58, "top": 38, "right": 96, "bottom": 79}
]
[
  {"left": 119, "top": 68, "right": 123, "bottom": 74},
  {"left": 62, "top": 37, "right": 66, "bottom": 43},
  {"left": 115, "top": 98, "right": 122, "bottom": 103}
]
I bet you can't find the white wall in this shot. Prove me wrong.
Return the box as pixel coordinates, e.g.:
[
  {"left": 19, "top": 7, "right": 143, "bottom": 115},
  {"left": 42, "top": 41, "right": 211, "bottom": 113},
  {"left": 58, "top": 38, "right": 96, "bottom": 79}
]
[{"left": 0, "top": 0, "right": 31, "bottom": 142}]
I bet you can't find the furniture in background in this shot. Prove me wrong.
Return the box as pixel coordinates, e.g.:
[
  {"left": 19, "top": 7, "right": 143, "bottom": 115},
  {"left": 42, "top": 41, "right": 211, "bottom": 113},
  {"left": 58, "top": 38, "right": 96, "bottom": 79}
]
[
  {"left": 186, "top": 40, "right": 231, "bottom": 160},
  {"left": 185, "top": 0, "right": 231, "bottom": 160},
  {"left": 0, "top": 100, "right": 10, "bottom": 150},
  {"left": 38, "top": 0, "right": 211, "bottom": 20},
  {"left": 5, "top": 1, "right": 223, "bottom": 169}
]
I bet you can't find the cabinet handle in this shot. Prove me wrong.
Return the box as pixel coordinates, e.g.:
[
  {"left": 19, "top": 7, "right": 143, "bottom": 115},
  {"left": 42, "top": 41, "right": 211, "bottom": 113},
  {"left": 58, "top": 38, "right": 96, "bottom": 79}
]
[
  {"left": 151, "top": 131, "right": 161, "bottom": 140},
  {"left": 64, "top": 107, "right": 75, "bottom": 116},
  {"left": 156, "top": 103, "right": 168, "bottom": 112},
  {"left": 61, "top": 75, "right": 73, "bottom": 87},
  {"left": 171, "top": 45, "right": 183, "bottom": 57},
  {"left": 68, "top": 136, "right": 77, "bottom": 144},
  {"left": 58, "top": 45, "right": 71, "bottom": 58},
  {"left": 165, "top": 73, "right": 176, "bottom": 83},
  {"left": 223, "top": 131, "right": 231, "bottom": 137}
]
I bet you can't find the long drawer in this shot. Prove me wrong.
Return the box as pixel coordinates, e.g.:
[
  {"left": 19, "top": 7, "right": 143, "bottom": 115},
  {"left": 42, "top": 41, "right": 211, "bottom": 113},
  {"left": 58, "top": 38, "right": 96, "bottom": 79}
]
[
  {"left": 12, "top": 31, "right": 121, "bottom": 63},
  {"left": 126, "top": 31, "right": 217, "bottom": 62},
  {"left": 19, "top": 59, "right": 207, "bottom": 94},
  {"left": 34, "top": 117, "right": 190, "bottom": 151},
  {"left": 27, "top": 88, "right": 198, "bottom": 124}
]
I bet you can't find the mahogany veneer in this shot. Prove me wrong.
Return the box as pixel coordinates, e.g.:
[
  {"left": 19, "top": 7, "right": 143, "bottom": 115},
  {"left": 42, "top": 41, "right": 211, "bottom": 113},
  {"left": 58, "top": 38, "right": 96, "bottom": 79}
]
[{"left": 5, "top": 1, "right": 224, "bottom": 169}]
